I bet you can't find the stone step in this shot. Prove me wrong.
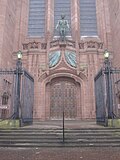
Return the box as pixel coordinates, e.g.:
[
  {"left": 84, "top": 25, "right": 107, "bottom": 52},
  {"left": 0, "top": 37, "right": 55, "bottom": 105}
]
[
  {"left": 23, "top": 129, "right": 120, "bottom": 132},
  {"left": 0, "top": 142, "right": 120, "bottom": 148},
  {"left": 1, "top": 129, "right": 120, "bottom": 131},
  {"left": 0, "top": 138, "right": 120, "bottom": 143},
  {"left": 5, "top": 127, "right": 120, "bottom": 129},
  {"left": 0, "top": 135, "right": 119, "bottom": 139},
  {"left": 0, "top": 127, "right": 120, "bottom": 147},
  {"left": 0, "top": 132, "right": 119, "bottom": 136},
  {"left": 0, "top": 128, "right": 120, "bottom": 132}
]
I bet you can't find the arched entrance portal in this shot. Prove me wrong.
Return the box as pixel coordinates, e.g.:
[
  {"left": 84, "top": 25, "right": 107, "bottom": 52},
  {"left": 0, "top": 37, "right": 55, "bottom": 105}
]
[{"left": 50, "top": 77, "right": 78, "bottom": 119}]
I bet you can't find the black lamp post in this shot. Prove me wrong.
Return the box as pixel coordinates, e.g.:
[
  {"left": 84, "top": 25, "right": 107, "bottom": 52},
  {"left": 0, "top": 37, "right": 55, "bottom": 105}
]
[
  {"left": 104, "top": 49, "right": 113, "bottom": 126},
  {"left": 61, "top": 82, "right": 65, "bottom": 143},
  {"left": 15, "top": 50, "right": 22, "bottom": 120}
]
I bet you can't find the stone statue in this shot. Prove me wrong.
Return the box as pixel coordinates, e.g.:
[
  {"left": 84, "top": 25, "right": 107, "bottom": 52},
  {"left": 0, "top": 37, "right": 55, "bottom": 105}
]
[{"left": 56, "top": 14, "right": 69, "bottom": 41}]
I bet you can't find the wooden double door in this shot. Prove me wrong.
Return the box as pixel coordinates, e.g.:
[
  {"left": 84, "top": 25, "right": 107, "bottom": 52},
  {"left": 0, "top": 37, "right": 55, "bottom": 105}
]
[{"left": 50, "top": 79, "right": 77, "bottom": 119}]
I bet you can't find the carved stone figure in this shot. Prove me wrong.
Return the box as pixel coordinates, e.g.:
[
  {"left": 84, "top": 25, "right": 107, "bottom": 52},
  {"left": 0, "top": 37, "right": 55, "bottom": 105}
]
[{"left": 56, "top": 14, "right": 69, "bottom": 41}]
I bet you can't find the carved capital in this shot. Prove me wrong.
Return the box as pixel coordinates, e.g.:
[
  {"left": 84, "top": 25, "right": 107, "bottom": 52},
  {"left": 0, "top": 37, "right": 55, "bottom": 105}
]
[
  {"left": 79, "top": 40, "right": 103, "bottom": 50},
  {"left": 22, "top": 41, "right": 47, "bottom": 50},
  {"left": 30, "top": 41, "right": 39, "bottom": 49}
]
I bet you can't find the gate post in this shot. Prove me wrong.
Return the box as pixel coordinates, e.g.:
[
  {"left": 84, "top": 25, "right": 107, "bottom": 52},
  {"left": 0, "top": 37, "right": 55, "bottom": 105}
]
[
  {"left": 104, "top": 50, "right": 113, "bottom": 126},
  {"left": 62, "top": 81, "right": 65, "bottom": 143},
  {"left": 15, "top": 51, "right": 23, "bottom": 125}
]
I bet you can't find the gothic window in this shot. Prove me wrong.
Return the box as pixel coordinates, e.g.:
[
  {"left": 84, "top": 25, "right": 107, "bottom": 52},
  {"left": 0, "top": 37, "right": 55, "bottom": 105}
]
[
  {"left": 2, "top": 92, "right": 9, "bottom": 105},
  {"left": 28, "top": 0, "right": 46, "bottom": 37},
  {"left": 54, "top": 0, "right": 71, "bottom": 36},
  {"left": 80, "top": 0, "right": 98, "bottom": 36},
  {"left": 1, "top": 109, "right": 8, "bottom": 119}
]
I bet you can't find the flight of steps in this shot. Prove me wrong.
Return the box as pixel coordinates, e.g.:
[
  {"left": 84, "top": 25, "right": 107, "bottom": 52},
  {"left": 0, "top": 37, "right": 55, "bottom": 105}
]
[{"left": 0, "top": 127, "right": 120, "bottom": 147}]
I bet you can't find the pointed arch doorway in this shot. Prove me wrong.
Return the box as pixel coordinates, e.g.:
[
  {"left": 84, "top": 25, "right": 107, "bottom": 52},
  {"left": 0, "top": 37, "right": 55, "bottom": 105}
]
[{"left": 49, "top": 77, "right": 79, "bottom": 119}]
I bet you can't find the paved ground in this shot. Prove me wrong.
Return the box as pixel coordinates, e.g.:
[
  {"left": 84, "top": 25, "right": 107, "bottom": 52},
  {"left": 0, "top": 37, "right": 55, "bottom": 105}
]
[{"left": 0, "top": 147, "right": 120, "bottom": 160}]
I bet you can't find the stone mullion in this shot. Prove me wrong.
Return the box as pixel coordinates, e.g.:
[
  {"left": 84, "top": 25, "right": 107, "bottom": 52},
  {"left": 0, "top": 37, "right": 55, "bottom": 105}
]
[
  {"left": 96, "top": 0, "right": 105, "bottom": 43},
  {"left": 71, "top": 0, "right": 79, "bottom": 40},
  {"left": 46, "top": 0, "right": 54, "bottom": 74},
  {"left": 46, "top": 0, "right": 54, "bottom": 36},
  {"left": 71, "top": 0, "right": 80, "bottom": 74},
  {"left": 96, "top": 0, "right": 101, "bottom": 38}
]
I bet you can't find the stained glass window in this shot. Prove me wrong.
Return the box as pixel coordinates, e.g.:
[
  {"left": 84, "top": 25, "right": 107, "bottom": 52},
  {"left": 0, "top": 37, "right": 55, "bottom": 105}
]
[
  {"left": 28, "top": 0, "right": 45, "bottom": 37},
  {"left": 80, "top": 0, "right": 98, "bottom": 36}
]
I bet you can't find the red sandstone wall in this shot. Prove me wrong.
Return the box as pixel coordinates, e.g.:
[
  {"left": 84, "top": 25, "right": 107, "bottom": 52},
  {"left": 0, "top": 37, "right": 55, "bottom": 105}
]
[
  {"left": 0, "top": 0, "right": 114, "bottom": 120},
  {"left": 0, "top": 0, "right": 17, "bottom": 68},
  {"left": 108, "top": 0, "right": 120, "bottom": 67},
  {"left": 13, "top": 0, "right": 29, "bottom": 52},
  {"left": 96, "top": 0, "right": 113, "bottom": 51}
]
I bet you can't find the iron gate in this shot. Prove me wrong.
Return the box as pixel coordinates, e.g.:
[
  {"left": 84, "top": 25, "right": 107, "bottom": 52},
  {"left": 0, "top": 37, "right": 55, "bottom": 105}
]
[
  {"left": 0, "top": 69, "right": 16, "bottom": 119},
  {"left": 21, "top": 70, "right": 34, "bottom": 124},
  {"left": 0, "top": 68, "right": 34, "bottom": 126},
  {"left": 95, "top": 66, "right": 120, "bottom": 126}
]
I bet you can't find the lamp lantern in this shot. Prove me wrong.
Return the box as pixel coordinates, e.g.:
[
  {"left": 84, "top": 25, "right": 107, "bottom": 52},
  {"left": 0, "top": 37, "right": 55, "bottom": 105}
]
[
  {"left": 104, "top": 49, "right": 110, "bottom": 59},
  {"left": 17, "top": 50, "right": 22, "bottom": 60}
]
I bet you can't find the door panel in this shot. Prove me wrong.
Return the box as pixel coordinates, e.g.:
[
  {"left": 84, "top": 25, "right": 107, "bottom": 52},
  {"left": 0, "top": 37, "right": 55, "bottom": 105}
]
[{"left": 50, "top": 80, "right": 77, "bottom": 119}]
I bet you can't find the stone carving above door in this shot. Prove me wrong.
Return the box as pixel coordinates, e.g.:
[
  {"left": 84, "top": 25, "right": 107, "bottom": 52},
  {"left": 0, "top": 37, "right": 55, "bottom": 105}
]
[
  {"left": 49, "top": 51, "right": 61, "bottom": 68},
  {"left": 65, "top": 51, "right": 77, "bottom": 68},
  {"left": 22, "top": 41, "right": 47, "bottom": 50},
  {"left": 49, "top": 50, "right": 77, "bottom": 69},
  {"left": 50, "top": 39, "right": 75, "bottom": 49},
  {"left": 79, "top": 41, "right": 103, "bottom": 50}
]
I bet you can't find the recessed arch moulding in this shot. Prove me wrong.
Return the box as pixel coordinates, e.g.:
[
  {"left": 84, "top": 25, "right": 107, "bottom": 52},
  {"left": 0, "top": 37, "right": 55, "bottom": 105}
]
[{"left": 33, "top": 50, "right": 96, "bottom": 120}]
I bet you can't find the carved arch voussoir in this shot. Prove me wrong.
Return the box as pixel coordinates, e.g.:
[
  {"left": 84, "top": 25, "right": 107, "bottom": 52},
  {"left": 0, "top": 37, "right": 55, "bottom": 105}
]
[{"left": 40, "top": 71, "right": 87, "bottom": 86}]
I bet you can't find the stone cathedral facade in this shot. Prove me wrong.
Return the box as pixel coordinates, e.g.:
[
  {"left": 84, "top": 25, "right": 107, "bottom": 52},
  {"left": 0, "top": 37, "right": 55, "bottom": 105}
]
[{"left": 0, "top": 0, "right": 119, "bottom": 120}]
